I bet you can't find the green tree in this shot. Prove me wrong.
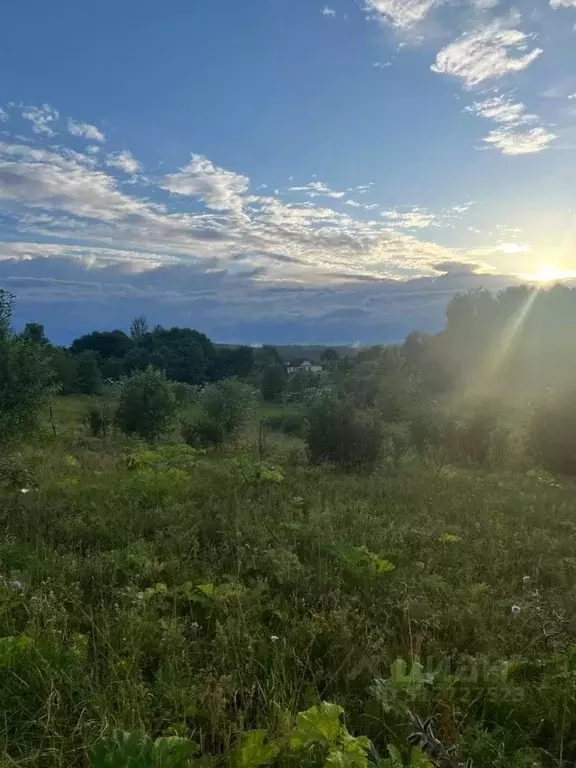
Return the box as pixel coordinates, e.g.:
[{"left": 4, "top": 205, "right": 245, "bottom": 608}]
[
  {"left": 261, "top": 365, "right": 287, "bottom": 402},
  {"left": 184, "top": 379, "right": 256, "bottom": 447},
  {"left": 116, "top": 367, "right": 177, "bottom": 442},
  {"left": 129, "top": 314, "right": 149, "bottom": 341},
  {"left": 70, "top": 330, "right": 134, "bottom": 359},
  {"left": 321, "top": 347, "right": 340, "bottom": 363},
  {"left": 73, "top": 351, "right": 103, "bottom": 395},
  {"left": 0, "top": 290, "right": 54, "bottom": 445},
  {"left": 306, "top": 393, "right": 382, "bottom": 470},
  {"left": 21, "top": 322, "right": 48, "bottom": 344}
]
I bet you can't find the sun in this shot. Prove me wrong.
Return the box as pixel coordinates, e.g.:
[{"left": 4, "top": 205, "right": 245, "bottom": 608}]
[{"left": 533, "top": 264, "right": 563, "bottom": 283}]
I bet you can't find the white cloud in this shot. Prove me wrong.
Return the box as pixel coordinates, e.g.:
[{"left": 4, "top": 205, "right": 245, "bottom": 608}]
[
  {"left": 289, "top": 181, "right": 346, "bottom": 199},
  {"left": 350, "top": 183, "right": 374, "bottom": 194},
  {"left": 0, "top": 136, "right": 465, "bottom": 283},
  {"left": 467, "top": 94, "right": 555, "bottom": 154},
  {"left": 550, "top": 0, "right": 576, "bottom": 7},
  {"left": 471, "top": 0, "right": 499, "bottom": 8},
  {"left": 0, "top": 108, "right": 7, "bottom": 123},
  {"left": 364, "top": 0, "right": 442, "bottom": 29},
  {"left": 22, "top": 104, "right": 59, "bottom": 136},
  {"left": 68, "top": 119, "right": 105, "bottom": 142},
  {"left": 0, "top": 114, "right": 500, "bottom": 294},
  {"left": 381, "top": 207, "right": 439, "bottom": 228},
  {"left": 468, "top": 95, "right": 537, "bottom": 125},
  {"left": 373, "top": 60, "right": 392, "bottom": 68},
  {"left": 483, "top": 126, "right": 557, "bottom": 154},
  {"left": 86, "top": 145, "right": 101, "bottom": 154},
  {"left": 321, "top": 6, "right": 336, "bottom": 17},
  {"left": 106, "top": 150, "right": 141, "bottom": 174},
  {"left": 431, "top": 20, "right": 543, "bottom": 87},
  {"left": 163, "top": 154, "right": 249, "bottom": 212},
  {"left": 0, "top": 141, "right": 159, "bottom": 221}
]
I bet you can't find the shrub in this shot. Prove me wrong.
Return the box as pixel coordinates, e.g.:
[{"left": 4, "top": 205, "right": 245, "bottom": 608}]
[
  {"left": 170, "top": 381, "right": 200, "bottom": 407},
  {"left": 115, "top": 367, "right": 176, "bottom": 442},
  {"left": 445, "top": 399, "right": 508, "bottom": 467},
  {"left": 0, "top": 290, "right": 54, "bottom": 446},
  {"left": 529, "top": 389, "right": 576, "bottom": 475},
  {"left": 182, "top": 414, "right": 225, "bottom": 448},
  {"left": 183, "top": 380, "right": 256, "bottom": 447},
  {"left": 72, "top": 351, "right": 103, "bottom": 395},
  {"left": 305, "top": 394, "right": 382, "bottom": 469},
  {"left": 261, "top": 365, "right": 287, "bottom": 402}
]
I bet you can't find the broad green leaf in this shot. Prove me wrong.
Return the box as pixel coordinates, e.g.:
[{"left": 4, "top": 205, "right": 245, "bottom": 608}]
[
  {"left": 153, "top": 736, "right": 198, "bottom": 767},
  {"left": 386, "top": 745, "right": 403, "bottom": 766},
  {"left": 408, "top": 748, "right": 434, "bottom": 767},
  {"left": 236, "top": 730, "right": 279, "bottom": 768},
  {"left": 390, "top": 658, "right": 408, "bottom": 684},
  {"left": 325, "top": 747, "right": 368, "bottom": 767},
  {"left": 290, "top": 702, "right": 344, "bottom": 749}
]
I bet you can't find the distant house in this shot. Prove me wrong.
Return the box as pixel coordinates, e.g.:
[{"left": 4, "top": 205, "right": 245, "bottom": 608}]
[{"left": 287, "top": 358, "right": 323, "bottom": 375}]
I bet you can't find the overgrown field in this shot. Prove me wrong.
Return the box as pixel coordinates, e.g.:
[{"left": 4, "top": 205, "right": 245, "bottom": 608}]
[{"left": 1, "top": 397, "right": 576, "bottom": 767}]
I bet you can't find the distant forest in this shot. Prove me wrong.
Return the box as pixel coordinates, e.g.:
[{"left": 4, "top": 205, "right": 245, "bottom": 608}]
[{"left": 14, "top": 282, "right": 576, "bottom": 402}]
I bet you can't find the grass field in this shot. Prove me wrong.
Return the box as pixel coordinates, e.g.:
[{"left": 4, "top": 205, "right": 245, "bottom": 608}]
[{"left": 1, "top": 397, "right": 576, "bottom": 766}]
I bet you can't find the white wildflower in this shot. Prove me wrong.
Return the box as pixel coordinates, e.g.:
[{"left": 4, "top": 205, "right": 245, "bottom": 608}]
[
  {"left": 511, "top": 604, "right": 521, "bottom": 615},
  {"left": 522, "top": 575, "right": 531, "bottom": 584},
  {"left": 20, "top": 488, "right": 30, "bottom": 494},
  {"left": 270, "top": 635, "right": 279, "bottom": 642}
]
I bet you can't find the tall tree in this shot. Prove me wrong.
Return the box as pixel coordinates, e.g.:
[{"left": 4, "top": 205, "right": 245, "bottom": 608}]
[
  {"left": 70, "top": 330, "right": 133, "bottom": 359},
  {"left": 22, "top": 322, "right": 48, "bottom": 344},
  {"left": 0, "top": 290, "right": 54, "bottom": 445},
  {"left": 129, "top": 314, "right": 149, "bottom": 342}
]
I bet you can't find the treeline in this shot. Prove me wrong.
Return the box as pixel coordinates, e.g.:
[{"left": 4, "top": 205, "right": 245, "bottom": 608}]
[
  {"left": 20, "top": 316, "right": 278, "bottom": 395},
  {"left": 17, "top": 283, "right": 576, "bottom": 402},
  {"left": 402, "top": 284, "right": 576, "bottom": 398}
]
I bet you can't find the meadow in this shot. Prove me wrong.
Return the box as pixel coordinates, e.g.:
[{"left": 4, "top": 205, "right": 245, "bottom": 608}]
[{"left": 1, "top": 395, "right": 576, "bottom": 768}]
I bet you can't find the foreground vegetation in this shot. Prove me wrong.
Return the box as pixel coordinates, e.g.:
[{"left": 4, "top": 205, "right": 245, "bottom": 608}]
[
  {"left": 4, "top": 285, "right": 576, "bottom": 766},
  {"left": 1, "top": 395, "right": 576, "bottom": 767}
]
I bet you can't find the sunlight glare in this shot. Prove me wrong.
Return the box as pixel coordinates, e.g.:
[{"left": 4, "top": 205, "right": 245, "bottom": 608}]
[{"left": 534, "top": 264, "right": 563, "bottom": 283}]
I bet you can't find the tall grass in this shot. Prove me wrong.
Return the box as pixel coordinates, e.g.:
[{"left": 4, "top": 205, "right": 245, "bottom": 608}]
[{"left": 0, "top": 398, "right": 575, "bottom": 766}]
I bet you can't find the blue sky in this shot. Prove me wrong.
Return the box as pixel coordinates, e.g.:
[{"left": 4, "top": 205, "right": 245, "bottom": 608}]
[{"left": 1, "top": 0, "right": 576, "bottom": 344}]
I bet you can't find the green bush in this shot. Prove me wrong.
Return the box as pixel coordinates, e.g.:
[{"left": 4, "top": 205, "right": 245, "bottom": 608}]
[
  {"left": 115, "top": 367, "right": 176, "bottom": 442},
  {"left": 72, "top": 351, "right": 103, "bottom": 395},
  {"left": 305, "top": 394, "right": 382, "bottom": 469},
  {"left": 183, "top": 380, "right": 256, "bottom": 447},
  {"left": 445, "top": 399, "right": 508, "bottom": 466},
  {"left": 529, "top": 389, "right": 576, "bottom": 475},
  {"left": 261, "top": 365, "right": 287, "bottom": 402},
  {"left": 182, "top": 413, "right": 225, "bottom": 448},
  {"left": 171, "top": 381, "right": 200, "bottom": 407},
  {"left": 0, "top": 290, "right": 54, "bottom": 446}
]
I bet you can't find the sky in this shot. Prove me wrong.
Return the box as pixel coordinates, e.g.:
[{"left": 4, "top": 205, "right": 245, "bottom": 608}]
[{"left": 1, "top": 0, "right": 576, "bottom": 345}]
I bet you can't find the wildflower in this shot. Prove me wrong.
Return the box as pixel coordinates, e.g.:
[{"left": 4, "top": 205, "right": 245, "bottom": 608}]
[
  {"left": 511, "top": 605, "right": 521, "bottom": 615},
  {"left": 11, "top": 581, "right": 21, "bottom": 591},
  {"left": 270, "top": 635, "right": 279, "bottom": 642},
  {"left": 190, "top": 621, "right": 200, "bottom": 632},
  {"left": 20, "top": 488, "right": 30, "bottom": 494},
  {"left": 522, "top": 575, "right": 531, "bottom": 584}
]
